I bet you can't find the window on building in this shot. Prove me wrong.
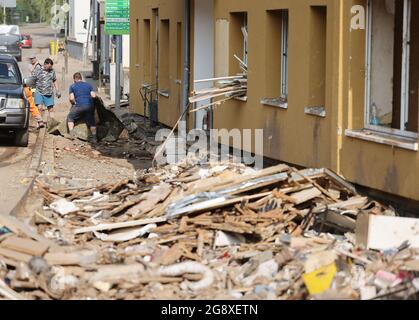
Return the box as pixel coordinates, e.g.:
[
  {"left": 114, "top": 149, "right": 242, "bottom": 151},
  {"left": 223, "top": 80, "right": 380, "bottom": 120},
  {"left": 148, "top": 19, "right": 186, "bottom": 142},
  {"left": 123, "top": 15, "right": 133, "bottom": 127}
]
[
  {"left": 159, "top": 19, "right": 170, "bottom": 93},
  {"left": 308, "top": 6, "right": 327, "bottom": 110},
  {"left": 143, "top": 19, "right": 151, "bottom": 82},
  {"left": 242, "top": 14, "right": 248, "bottom": 66},
  {"left": 366, "top": 0, "right": 419, "bottom": 136},
  {"left": 230, "top": 12, "right": 248, "bottom": 75},
  {"left": 263, "top": 9, "right": 289, "bottom": 108}
]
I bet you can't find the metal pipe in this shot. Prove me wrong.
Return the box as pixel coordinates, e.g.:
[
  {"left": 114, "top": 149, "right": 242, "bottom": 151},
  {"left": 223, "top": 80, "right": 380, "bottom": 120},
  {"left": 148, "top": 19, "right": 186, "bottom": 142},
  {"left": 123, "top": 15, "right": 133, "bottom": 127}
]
[{"left": 181, "top": 0, "right": 191, "bottom": 136}]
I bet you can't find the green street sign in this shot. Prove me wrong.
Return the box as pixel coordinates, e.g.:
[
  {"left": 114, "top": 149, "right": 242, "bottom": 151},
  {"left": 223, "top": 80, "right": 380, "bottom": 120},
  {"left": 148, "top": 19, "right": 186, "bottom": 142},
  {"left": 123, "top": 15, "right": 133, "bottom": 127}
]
[{"left": 105, "top": 0, "right": 130, "bottom": 35}]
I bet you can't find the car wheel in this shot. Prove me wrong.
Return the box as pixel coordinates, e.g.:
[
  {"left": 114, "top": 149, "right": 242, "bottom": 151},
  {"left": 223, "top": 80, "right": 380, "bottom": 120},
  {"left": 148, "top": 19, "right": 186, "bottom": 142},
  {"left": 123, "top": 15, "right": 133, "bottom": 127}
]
[{"left": 15, "top": 129, "right": 29, "bottom": 147}]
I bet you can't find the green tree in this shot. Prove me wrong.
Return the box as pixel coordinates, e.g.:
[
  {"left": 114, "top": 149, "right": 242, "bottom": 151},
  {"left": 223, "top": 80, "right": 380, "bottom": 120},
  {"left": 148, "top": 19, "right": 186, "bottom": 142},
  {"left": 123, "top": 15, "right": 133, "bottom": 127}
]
[{"left": 15, "top": 0, "right": 65, "bottom": 23}]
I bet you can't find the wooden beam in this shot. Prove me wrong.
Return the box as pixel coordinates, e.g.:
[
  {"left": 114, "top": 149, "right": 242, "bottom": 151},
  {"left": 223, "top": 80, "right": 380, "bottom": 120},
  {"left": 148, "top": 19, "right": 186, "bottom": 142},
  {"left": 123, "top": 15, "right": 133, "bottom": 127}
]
[{"left": 74, "top": 217, "right": 167, "bottom": 235}]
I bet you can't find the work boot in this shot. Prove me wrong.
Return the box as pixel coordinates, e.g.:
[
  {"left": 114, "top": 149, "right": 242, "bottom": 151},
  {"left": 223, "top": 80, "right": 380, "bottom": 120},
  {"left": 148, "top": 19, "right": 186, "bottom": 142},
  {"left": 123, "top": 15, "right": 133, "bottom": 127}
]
[
  {"left": 63, "top": 131, "right": 76, "bottom": 141},
  {"left": 88, "top": 134, "right": 98, "bottom": 144}
]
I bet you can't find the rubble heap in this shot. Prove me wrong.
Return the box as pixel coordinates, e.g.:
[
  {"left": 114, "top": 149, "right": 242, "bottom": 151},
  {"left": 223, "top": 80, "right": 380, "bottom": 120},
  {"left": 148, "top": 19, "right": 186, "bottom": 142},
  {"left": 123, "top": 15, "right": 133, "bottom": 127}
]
[{"left": 0, "top": 158, "right": 418, "bottom": 300}]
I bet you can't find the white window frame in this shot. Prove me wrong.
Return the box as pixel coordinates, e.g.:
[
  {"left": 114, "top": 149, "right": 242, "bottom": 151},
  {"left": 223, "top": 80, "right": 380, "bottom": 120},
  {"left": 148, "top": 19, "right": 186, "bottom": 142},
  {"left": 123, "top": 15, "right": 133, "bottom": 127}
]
[
  {"left": 281, "top": 10, "right": 289, "bottom": 98},
  {"left": 365, "top": 0, "right": 417, "bottom": 139}
]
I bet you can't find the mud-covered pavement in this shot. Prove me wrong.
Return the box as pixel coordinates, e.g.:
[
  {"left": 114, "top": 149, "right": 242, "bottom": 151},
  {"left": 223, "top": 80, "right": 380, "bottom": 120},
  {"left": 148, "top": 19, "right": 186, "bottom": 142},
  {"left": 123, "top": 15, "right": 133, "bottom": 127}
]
[{"left": 0, "top": 23, "right": 55, "bottom": 215}]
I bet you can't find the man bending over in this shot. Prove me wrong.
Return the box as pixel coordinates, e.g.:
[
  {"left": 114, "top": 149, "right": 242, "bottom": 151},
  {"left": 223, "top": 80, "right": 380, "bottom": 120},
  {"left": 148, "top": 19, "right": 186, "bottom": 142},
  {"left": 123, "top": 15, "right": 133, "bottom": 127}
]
[{"left": 67, "top": 72, "right": 98, "bottom": 143}]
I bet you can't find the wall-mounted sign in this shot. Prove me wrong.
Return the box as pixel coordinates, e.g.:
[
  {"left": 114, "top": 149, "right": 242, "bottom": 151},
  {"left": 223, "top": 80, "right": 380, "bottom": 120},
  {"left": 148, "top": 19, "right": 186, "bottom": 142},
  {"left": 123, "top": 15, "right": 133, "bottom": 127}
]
[{"left": 105, "top": 0, "right": 130, "bottom": 35}]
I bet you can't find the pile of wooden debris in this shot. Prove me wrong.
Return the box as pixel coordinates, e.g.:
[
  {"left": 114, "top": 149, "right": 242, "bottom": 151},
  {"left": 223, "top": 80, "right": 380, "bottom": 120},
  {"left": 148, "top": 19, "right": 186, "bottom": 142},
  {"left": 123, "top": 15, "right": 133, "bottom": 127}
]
[{"left": 1, "top": 159, "right": 418, "bottom": 300}]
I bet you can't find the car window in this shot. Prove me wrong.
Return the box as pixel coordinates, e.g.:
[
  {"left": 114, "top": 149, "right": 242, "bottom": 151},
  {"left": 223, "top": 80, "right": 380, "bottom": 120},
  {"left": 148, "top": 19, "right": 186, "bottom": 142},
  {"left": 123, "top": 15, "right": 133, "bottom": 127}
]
[
  {"left": 0, "top": 62, "right": 19, "bottom": 84},
  {"left": 0, "top": 34, "right": 20, "bottom": 45},
  {"left": 0, "top": 26, "right": 19, "bottom": 35}
]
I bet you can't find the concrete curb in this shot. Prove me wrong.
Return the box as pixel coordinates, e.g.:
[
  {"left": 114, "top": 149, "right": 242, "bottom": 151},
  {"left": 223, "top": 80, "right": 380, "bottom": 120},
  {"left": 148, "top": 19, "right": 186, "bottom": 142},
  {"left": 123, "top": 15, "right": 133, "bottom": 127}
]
[{"left": 8, "top": 125, "right": 48, "bottom": 217}]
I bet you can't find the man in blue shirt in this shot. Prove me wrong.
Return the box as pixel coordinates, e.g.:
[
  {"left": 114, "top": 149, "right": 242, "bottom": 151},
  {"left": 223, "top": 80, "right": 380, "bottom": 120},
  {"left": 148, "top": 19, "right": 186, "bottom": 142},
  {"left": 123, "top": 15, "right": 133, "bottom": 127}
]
[{"left": 67, "top": 72, "right": 98, "bottom": 143}]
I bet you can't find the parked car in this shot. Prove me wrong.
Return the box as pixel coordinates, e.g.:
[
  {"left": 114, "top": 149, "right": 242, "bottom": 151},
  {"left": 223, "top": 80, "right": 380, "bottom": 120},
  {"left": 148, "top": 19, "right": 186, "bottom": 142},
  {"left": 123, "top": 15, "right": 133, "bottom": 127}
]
[
  {"left": 0, "top": 55, "right": 32, "bottom": 147},
  {"left": 0, "top": 34, "right": 22, "bottom": 61},
  {"left": 21, "top": 34, "right": 32, "bottom": 48},
  {"left": 0, "top": 25, "right": 20, "bottom": 35}
]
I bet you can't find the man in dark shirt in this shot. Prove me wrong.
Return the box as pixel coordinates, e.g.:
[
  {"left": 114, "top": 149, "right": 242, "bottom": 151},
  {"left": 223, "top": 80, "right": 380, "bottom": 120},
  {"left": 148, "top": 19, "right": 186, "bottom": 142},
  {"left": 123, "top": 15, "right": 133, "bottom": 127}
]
[{"left": 67, "top": 72, "right": 98, "bottom": 143}]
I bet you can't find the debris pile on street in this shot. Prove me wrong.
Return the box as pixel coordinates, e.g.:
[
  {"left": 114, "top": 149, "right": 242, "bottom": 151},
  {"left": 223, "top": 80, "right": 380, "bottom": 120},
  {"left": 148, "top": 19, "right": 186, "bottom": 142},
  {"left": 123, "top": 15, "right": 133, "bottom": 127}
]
[
  {"left": 1, "top": 158, "right": 419, "bottom": 300},
  {"left": 49, "top": 97, "right": 166, "bottom": 162}
]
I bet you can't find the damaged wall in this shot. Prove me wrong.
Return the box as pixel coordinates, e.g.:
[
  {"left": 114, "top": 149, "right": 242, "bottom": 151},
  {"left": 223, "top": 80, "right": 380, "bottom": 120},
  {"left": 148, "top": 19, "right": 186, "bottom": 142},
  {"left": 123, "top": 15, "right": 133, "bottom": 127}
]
[{"left": 212, "top": 0, "right": 338, "bottom": 170}]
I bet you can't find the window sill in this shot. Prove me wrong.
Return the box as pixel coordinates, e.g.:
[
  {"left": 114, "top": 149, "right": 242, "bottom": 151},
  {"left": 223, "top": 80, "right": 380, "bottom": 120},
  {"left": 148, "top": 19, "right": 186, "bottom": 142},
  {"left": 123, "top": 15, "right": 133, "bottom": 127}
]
[
  {"left": 234, "top": 96, "right": 248, "bottom": 102},
  {"left": 305, "top": 106, "right": 326, "bottom": 118},
  {"left": 345, "top": 129, "right": 418, "bottom": 151},
  {"left": 260, "top": 98, "right": 288, "bottom": 109},
  {"left": 158, "top": 90, "right": 170, "bottom": 98}
]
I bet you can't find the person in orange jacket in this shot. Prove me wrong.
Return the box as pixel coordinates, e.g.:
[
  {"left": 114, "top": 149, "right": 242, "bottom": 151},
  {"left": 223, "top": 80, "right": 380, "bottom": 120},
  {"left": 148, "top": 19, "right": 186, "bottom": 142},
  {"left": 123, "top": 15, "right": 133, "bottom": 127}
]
[{"left": 24, "top": 85, "right": 45, "bottom": 129}]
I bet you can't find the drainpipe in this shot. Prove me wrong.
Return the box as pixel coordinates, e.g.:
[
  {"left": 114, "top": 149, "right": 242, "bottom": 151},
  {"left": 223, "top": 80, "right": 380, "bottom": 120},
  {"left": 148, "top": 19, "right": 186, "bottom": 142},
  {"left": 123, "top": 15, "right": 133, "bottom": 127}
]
[{"left": 181, "top": 0, "right": 191, "bottom": 138}]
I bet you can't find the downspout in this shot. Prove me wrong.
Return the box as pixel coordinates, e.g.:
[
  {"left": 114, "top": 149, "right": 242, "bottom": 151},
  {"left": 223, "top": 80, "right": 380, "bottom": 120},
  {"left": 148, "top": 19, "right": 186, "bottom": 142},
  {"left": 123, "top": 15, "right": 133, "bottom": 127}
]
[{"left": 181, "top": 0, "right": 191, "bottom": 137}]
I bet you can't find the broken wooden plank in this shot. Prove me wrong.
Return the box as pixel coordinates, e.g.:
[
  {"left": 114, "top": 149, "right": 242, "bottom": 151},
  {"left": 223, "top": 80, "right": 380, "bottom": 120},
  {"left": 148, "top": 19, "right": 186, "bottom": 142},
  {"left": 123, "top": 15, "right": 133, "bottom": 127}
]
[
  {"left": 127, "top": 183, "right": 172, "bottom": 218},
  {"left": 314, "top": 197, "right": 369, "bottom": 212},
  {"left": 160, "top": 244, "right": 183, "bottom": 266},
  {"left": 74, "top": 217, "right": 166, "bottom": 234},
  {"left": 0, "top": 247, "right": 32, "bottom": 263},
  {"left": 1, "top": 236, "right": 49, "bottom": 257},
  {"left": 194, "top": 75, "right": 245, "bottom": 84},
  {"left": 189, "top": 89, "right": 247, "bottom": 103},
  {"left": 290, "top": 168, "right": 339, "bottom": 202},
  {"left": 290, "top": 187, "right": 322, "bottom": 205},
  {"left": 0, "top": 279, "right": 28, "bottom": 300},
  {"left": 0, "top": 214, "right": 57, "bottom": 248}
]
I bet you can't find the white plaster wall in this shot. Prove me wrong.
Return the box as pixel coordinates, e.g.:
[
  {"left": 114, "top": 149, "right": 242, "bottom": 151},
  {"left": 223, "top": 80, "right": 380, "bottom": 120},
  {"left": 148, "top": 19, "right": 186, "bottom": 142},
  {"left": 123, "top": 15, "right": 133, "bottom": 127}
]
[
  {"left": 123, "top": 35, "right": 130, "bottom": 68},
  {"left": 69, "top": 0, "right": 91, "bottom": 44},
  {"left": 193, "top": 0, "right": 214, "bottom": 129}
]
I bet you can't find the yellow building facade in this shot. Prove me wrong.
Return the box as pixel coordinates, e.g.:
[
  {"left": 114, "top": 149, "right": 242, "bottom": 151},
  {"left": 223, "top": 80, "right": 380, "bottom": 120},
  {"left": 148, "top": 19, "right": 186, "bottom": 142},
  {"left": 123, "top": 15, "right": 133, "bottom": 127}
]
[{"left": 130, "top": 0, "right": 419, "bottom": 202}]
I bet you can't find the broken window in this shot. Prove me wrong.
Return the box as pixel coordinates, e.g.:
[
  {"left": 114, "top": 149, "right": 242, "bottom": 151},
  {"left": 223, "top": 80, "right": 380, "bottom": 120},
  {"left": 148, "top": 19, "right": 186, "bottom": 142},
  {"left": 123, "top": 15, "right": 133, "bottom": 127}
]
[
  {"left": 230, "top": 12, "right": 248, "bottom": 75},
  {"left": 243, "top": 14, "right": 248, "bottom": 67},
  {"left": 366, "top": 0, "right": 419, "bottom": 136}
]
